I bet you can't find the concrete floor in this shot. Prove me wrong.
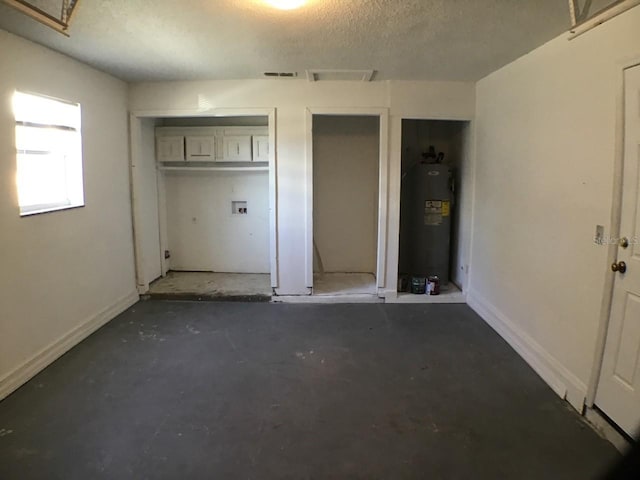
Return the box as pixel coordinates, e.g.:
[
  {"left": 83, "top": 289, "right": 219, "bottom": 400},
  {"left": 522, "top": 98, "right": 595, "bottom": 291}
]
[
  {"left": 0, "top": 301, "right": 620, "bottom": 479},
  {"left": 394, "top": 283, "right": 466, "bottom": 304},
  {"left": 148, "top": 271, "right": 272, "bottom": 301},
  {"left": 313, "top": 272, "right": 377, "bottom": 296}
]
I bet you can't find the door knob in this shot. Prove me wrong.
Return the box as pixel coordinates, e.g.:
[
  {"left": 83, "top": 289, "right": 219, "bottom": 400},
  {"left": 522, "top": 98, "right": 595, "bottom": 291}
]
[
  {"left": 619, "top": 237, "right": 629, "bottom": 249},
  {"left": 612, "top": 261, "right": 627, "bottom": 274}
]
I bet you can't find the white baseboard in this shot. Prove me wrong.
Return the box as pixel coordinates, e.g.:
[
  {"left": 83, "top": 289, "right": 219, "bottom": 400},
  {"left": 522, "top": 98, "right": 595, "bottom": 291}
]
[
  {"left": 467, "top": 290, "right": 587, "bottom": 412},
  {"left": 0, "top": 290, "right": 139, "bottom": 401},
  {"left": 382, "top": 289, "right": 398, "bottom": 301}
]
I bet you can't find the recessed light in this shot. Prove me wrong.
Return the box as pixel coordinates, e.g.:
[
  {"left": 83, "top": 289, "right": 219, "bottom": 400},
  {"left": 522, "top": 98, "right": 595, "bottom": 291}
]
[{"left": 265, "top": 0, "right": 307, "bottom": 10}]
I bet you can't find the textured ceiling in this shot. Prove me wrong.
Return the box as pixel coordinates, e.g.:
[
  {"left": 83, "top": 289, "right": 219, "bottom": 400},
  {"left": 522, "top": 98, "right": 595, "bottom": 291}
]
[{"left": 0, "top": 0, "right": 570, "bottom": 82}]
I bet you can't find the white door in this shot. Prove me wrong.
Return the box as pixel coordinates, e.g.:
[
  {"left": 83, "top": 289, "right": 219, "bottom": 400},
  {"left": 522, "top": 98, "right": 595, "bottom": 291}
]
[
  {"left": 185, "top": 135, "right": 216, "bottom": 161},
  {"left": 252, "top": 135, "right": 269, "bottom": 162},
  {"left": 223, "top": 135, "right": 252, "bottom": 162},
  {"left": 157, "top": 136, "right": 184, "bottom": 162},
  {"left": 596, "top": 65, "right": 640, "bottom": 439}
]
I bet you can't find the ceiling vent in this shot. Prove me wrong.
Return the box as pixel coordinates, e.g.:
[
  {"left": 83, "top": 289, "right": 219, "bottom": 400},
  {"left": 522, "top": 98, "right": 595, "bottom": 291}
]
[
  {"left": 264, "top": 72, "right": 299, "bottom": 78},
  {"left": 306, "top": 70, "right": 376, "bottom": 82}
]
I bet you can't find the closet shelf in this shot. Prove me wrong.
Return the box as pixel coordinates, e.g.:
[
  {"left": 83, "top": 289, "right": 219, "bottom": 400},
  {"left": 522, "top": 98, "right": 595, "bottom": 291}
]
[{"left": 159, "top": 164, "right": 268, "bottom": 172}]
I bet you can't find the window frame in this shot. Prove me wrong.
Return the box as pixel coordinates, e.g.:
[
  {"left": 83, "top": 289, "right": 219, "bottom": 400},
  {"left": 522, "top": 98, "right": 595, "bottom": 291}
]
[{"left": 13, "top": 91, "right": 85, "bottom": 217}]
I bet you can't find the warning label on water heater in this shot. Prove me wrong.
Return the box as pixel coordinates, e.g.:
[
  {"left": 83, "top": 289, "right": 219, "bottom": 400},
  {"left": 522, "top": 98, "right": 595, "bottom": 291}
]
[
  {"left": 442, "top": 201, "right": 450, "bottom": 217},
  {"left": 425, "top": 200, "right": 443, "bottom": 226}
]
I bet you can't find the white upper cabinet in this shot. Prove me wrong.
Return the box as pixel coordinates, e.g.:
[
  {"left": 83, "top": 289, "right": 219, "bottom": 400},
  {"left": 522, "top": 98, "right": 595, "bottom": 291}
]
[
  {"left": 185, "top": 135, "right": 216, "bottom": 161},
  {"left": 223, "top": 135, "right": 253, "bottom": 162},
  {"left": 156, "top": 127, "right": 268, "bottom": 166},
  {"left": 157, "top": 136, "right": 185, "bottom": 162},
  {"left": 252, "top": 135, "right": 269, "bottom": 162}
]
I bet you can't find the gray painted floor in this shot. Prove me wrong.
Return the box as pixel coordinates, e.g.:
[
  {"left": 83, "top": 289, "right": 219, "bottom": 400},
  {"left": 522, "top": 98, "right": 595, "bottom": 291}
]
[{"left": 0, "top": 301, "right": 619, "bottom": 479}]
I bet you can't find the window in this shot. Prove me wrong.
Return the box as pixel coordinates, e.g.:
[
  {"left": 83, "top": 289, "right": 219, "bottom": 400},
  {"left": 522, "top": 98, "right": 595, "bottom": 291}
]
[{"left": 13, "top": 91, "right": 84, "bottom": 216}]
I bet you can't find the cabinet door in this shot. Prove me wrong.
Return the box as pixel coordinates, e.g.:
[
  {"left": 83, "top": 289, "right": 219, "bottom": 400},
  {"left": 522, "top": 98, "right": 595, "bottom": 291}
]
[
  {"left": 223, "top": 135, "right": 252, "bottom": 162},
  {"left": 157, "top": 136, "right": 184, "bottom": 162},
  {"left": 252, "top": 135, "right": 269, "bottom": 162},
  {"left": 185, "top": 136, "right": 216, "bottom": 161}
]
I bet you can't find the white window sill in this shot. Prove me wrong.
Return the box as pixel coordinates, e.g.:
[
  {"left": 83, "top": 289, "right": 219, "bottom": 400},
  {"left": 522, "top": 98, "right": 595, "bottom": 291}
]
[{"left": 20, "top": 202, "right": 85, "bottom": 217}]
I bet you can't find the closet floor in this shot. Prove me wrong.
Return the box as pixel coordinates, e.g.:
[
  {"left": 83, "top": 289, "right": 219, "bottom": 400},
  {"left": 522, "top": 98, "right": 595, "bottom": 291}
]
[
  {"left": 313, "top": 272, "right": 377, "bottom": 296},
  {"left": 394, "top": 282, "right": 466, "bottom": 304},
  {"left": 147, "top": 272, "right": 272, "bottom": 301}
]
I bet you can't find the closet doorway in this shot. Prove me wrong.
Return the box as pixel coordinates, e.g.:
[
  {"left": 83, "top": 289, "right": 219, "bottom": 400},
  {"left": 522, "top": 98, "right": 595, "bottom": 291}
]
[
  {"left": 397, "top": 119, "right": 472, "bottom": 302},
  {"left": 306, "top": 110, "right": 389, "bottom": 299},
  {"left": 129, "top": 110, "right": 277, "bottom": 301}
]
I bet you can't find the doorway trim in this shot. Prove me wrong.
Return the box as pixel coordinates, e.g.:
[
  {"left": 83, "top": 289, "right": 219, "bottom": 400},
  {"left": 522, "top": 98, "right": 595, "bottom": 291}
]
[
  {"left": 386, "top": 114, "right": 476, "bottom": 302},
  {"left": 304, "top": 107, "right": 390, "bottom": 293},
  {"left": 129, "top": 107, "right": 278, "bottom": 292},
  {"left": 587, "top": 60, "right": 640, "bottom": 409}
]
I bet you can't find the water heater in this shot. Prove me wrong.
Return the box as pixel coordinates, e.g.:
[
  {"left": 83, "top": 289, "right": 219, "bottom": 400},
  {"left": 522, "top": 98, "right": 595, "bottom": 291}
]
[{"left": 400, "top": 163, "right": 453, "bottom": 283}]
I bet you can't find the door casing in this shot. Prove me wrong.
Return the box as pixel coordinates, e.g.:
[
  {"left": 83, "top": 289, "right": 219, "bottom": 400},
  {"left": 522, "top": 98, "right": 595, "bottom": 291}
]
[
  {"left": 129, "top": 108, "right": 279, "bottom": 292},
  {"left": 304, "top": 107, "right": 390, "bottom": 294}
]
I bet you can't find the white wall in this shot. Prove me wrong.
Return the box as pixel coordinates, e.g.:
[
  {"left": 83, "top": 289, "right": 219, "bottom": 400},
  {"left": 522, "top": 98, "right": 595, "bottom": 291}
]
[
  {"left": 455, "top": 122, "right": 474, "bottom": 292},
  {"left": 138, "top": 118, "right": 162, "bottom": 284},
  {"left": 0, "top": 31, "right": 137, "bottom": 399},
  {"left": 469, "top": 7, "right": 640, "bottom": 410},
  {"left": 165, "top": 171, "right": 270, "bottom": 273},
  {"left": 129, "top": 80, "right": 476, "bottom": 295},
  {"left": 313, "top": 115, "right": 379, "bottom": 274}
]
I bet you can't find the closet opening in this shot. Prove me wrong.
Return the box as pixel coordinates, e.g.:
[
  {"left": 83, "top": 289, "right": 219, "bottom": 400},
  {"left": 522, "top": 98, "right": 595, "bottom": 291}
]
[
  {"left": 398, "top": 119, "right": 471, "bottom": 303},
  {"left": 131, "top": 113, "right": 276, "bottom": 301},
  {"left": 311, "top": 114, "right": 381, "bottom": 299}
]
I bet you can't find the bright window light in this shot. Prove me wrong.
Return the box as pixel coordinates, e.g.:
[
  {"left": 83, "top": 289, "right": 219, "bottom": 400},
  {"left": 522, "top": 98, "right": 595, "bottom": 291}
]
[{"left": 13, "top": 91, "right": 84, "bottom": 216}]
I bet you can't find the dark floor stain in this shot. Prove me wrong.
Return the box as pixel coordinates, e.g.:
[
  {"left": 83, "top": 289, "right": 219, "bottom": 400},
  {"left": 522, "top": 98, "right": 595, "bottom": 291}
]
[{"left": 142, "top": 293, "right": 271, "bottom": 302}]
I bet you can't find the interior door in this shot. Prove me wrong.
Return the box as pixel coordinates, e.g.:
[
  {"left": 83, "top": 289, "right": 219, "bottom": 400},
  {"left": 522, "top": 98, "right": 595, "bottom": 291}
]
[{"left": 596, "top": 65, "right": 640, "bottom": 439}]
